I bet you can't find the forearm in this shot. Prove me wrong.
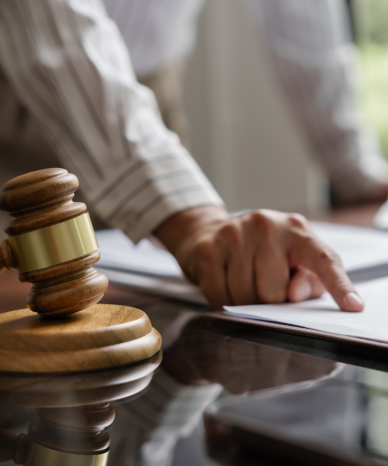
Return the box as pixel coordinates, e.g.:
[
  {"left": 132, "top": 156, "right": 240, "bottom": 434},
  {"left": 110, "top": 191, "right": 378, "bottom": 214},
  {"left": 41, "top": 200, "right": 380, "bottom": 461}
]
[{"left": 0, "top": 0, "right": 223, "bottom": 243}]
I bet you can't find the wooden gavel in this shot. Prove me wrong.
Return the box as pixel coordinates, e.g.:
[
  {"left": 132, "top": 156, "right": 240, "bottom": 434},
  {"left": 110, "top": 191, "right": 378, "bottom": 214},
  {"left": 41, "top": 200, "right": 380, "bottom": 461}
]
[{"left": 0, "top": 168, "right": 108, "bottom": 317}]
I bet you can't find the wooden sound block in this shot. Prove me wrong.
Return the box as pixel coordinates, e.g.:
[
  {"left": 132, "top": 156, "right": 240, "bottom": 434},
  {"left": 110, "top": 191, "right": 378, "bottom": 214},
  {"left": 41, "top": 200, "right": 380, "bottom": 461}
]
[{"left": 0, "top": 304, "right": 162, "bottom": 373}]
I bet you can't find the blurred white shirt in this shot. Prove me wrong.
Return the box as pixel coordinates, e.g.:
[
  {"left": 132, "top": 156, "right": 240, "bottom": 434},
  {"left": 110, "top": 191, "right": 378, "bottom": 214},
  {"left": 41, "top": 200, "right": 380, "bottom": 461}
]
[
  {"left": 103, "top": 0, "right": 388, "bottom": 204},
  {"left": 103, "top": 0, "right": 206, "bottom": 78}
]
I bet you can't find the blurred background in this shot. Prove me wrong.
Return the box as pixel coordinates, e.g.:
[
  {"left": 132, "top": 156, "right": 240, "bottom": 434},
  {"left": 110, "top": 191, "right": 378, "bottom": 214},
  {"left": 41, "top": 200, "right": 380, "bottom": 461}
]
[
  {"left": 183, "top": 0, "right": 326, "bottom": 215},
  {"left": 183, "top": 0, "right": 388, "bottom": 215},
  {"left": 114, "top": 0, "right": 388, "bottom": 217}
]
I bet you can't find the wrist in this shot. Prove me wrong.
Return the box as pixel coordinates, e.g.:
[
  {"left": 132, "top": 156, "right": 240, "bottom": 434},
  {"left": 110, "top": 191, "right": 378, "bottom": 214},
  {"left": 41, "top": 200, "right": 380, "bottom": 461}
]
[{"left": 154, "top": 205, "right": 228, "bottom": 257}]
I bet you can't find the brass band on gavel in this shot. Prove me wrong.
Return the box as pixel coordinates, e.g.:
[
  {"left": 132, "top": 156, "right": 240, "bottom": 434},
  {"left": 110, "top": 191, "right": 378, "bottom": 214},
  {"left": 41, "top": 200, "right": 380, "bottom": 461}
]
[{"left": 8, "top": 213, "right": 98, "bottom": 274}]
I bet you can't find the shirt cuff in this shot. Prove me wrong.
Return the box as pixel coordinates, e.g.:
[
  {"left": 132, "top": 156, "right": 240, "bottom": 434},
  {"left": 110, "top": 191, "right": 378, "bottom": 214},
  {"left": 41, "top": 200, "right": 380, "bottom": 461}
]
[{"left": 109, "top": 174, "right": 224, "bottom": 243}]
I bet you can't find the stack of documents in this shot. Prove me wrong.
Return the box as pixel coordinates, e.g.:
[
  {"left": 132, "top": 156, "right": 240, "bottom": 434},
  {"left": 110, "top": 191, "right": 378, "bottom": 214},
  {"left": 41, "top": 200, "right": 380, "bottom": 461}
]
[{"left": 95, "top": 222, "right": 388, "bottom": 306}]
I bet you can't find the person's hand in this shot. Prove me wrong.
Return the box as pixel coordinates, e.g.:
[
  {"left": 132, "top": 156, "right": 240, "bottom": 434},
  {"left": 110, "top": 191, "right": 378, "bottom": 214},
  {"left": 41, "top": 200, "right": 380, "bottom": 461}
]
[{"left": 154, "top": 206, "right": 364, "bottom": 312}]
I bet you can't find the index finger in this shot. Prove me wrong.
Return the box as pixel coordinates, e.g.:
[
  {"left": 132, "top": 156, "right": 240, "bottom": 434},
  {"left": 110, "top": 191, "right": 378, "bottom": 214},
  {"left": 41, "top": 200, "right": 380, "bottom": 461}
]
[{"left": 289, "top": 235, "right": 364, "bottom": 312}]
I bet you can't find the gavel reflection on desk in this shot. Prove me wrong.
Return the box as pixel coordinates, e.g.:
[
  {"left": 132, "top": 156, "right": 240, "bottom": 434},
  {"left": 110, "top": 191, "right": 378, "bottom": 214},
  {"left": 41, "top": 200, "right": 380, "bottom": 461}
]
[{"left": 0, "top": 351, "right": 162, "bottom": 465}]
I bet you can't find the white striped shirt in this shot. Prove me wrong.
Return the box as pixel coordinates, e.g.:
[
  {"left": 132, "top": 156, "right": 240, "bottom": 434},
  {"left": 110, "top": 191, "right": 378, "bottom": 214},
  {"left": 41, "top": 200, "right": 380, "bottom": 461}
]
[{"left": 0, "top": 0, "right": 222, "bottom": 242}]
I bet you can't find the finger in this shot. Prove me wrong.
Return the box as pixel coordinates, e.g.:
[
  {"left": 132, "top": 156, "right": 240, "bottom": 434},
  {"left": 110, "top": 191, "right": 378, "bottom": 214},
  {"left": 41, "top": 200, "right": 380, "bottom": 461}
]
[
  {"left": 254, "top": 247, "right": 289, "bottom": 303},
  {"left": 289, "top": 237, "right": 364, "bottom": 312},
  {"left": 220, "top": 224, "right": 256, "bottom": 305},
  {"left": 226, "top": 254, "right": 256, "bottom": 305},
  {"left": 199, "top": 268, "right": 231, "bottom": 309},
  {"left": 191, "top": 239, "right": 232, "bottom": 309},
  {"left": 288, "top": 268, "right": 325, "bottom": 302}
]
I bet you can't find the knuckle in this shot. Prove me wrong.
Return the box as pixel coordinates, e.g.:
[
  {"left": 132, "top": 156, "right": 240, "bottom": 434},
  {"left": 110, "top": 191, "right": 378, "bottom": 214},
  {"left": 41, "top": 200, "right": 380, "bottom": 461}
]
[
  {"left": 290, "top": 227, "right": 316, "bottom": 247},
  {"left": 193, "top": 238, "right": 218, "bottom": 265},
  {"left": 219, "top": 222, "right": 243, "bottom": 249},
  {"left": 250, "top": 210, "right": 276, "bottom": 239},
  {"left": 336, "top": 276, "right": 352, "bottom": 290},
  {"left": 288, "top": 213, "right": 309, "bottom": 230},
  {"left": 250, "top": 210, "right": 268, "bottom": 227},
  {"left": 318, "top": 247, "right": 341, "bottom": 267}
]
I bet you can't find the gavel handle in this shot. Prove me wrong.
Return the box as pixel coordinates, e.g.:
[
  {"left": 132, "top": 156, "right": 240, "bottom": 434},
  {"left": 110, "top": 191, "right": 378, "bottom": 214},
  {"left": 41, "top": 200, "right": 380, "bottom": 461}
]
[
  {"left": 0, "top": 240, "right": 16, "bottom": 273},
  {"left": 0, "top": 428, "right": 30, "bottom": 464}
]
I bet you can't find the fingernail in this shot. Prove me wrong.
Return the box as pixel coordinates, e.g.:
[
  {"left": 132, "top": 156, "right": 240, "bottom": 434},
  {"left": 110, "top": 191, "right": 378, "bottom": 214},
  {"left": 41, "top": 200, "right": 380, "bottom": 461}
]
[
  {"left": 343, "top": 292, "right": 364, "bottom": 312},
  {"left": 293, "top": 280, "right": 312, "bottom": 302}
]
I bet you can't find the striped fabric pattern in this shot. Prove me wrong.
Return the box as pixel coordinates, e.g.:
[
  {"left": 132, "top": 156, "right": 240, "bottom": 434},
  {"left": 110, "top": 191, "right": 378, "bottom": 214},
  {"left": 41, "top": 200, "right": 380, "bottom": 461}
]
[{"left": 0, "top": 0, "right": 222, "bottom": 242}]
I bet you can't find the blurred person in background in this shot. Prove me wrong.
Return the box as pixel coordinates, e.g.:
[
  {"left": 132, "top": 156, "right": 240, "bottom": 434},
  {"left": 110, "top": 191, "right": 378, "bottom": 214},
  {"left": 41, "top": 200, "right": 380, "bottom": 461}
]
[
  {"left": 0, "top": 0, "right": 364, "bottom": 311},
  {"left": 104, "top": 0, "right": 388, "bottom": 206}
]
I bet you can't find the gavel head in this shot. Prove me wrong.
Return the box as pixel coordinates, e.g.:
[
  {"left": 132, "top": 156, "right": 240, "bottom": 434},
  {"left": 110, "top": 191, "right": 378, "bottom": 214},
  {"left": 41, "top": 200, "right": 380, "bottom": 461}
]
[{"left": 0, "top": 168, "right": 108, "bottom": 317}]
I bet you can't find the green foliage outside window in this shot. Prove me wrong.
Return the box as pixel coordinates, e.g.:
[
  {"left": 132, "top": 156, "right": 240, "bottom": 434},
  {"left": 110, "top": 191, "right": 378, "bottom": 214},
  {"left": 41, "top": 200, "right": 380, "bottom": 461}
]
[{"left": 355, "top": 0, "right": 388, "bottom": 158}]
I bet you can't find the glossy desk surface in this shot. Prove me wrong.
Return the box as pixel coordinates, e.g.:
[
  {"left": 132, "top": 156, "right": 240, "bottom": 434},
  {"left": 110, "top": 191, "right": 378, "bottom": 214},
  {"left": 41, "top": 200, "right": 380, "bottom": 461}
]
[{"left": 1, "top": 203, "right": 388, "bottom": 466}]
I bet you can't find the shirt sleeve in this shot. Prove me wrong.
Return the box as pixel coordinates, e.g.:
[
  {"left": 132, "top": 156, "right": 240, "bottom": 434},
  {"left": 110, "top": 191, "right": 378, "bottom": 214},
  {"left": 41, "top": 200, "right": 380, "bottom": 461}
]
[{"left": 0, "top": 0, "right": 223, "bottom": 242}]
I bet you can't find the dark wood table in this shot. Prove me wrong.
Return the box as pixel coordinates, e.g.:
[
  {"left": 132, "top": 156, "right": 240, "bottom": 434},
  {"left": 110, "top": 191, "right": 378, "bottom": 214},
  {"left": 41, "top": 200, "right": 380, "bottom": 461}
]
[
  {"left": 311, "top": 202, "right": 383, "bottom": 227},
  {"left": 0, "top": 203, "right": 386, "bottom": 466}
]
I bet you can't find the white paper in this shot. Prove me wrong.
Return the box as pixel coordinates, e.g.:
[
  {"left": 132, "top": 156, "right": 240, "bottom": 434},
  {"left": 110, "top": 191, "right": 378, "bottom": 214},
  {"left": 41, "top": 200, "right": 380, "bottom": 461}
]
[
  {"left": 97, "top": 268, "right": 207, "bottom": 305},
  {"left": 225, "top": 276, "right": 388, "bottom": 343},
  {"left": 96, "top": 229, "right": 182, "bottom": 278}
]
